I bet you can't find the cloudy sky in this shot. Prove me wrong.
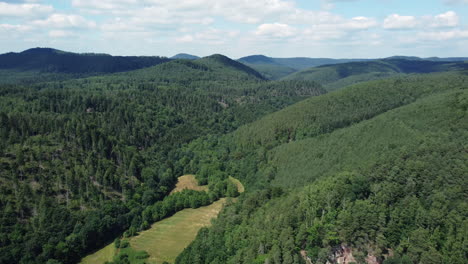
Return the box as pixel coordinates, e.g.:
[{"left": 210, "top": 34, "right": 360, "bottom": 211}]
[{"left": 1, "top": 0, "right": 468, "bottom": 58}]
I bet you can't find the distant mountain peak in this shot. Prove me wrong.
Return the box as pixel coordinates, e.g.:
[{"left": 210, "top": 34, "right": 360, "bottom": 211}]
[
  {"left": 384, "top": 55, "right": 423, "bottom": 61},
  {"left": 238, "top": 55, "right": 276, "bottom": 64},
  {"left": 0, "top": 47, "right": 170, "bottom": 74},
  {"left": 171, "top": 53, "right": 200, "bottom": 60},
  {"left": 203, "top": 54, "right": 229, "bottom": 59},
  {"left": 20, "top": 47, "right": 67, "bottom": 55},
  {"left": 199, "top": 54, "right": 265, "bottom": 80}
]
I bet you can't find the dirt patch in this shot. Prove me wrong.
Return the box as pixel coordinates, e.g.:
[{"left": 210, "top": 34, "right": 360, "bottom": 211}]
[{"left": 170, "top": 175, "right": 209, "bottom": 194}]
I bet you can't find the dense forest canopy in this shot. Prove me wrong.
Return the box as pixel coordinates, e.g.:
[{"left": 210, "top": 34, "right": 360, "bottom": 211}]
[
  {"left": 0, "top": 48, "right": 170, "bottom": 74},
  {"left": 175, "top": 71, "right": 468, "bottom": 264},
  {"left": 0, "top": 49, "right": 466, "bottom": 264},
  {"left": 0, "top": 53, "right": 324, "bottom": 264},
  {"left": 237, "top": 55, "right": 468, "bottom": 81}
]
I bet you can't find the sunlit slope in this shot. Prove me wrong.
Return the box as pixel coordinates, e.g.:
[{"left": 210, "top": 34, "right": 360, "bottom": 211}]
[
  {"left": 237, "top": 55, "right": 370, "bottom": 80},
  {"left": 131, "top": 199, "right": 227, "bottom": 264},
  {"left": 283, "top": 59, "right": 468, "bottom": 91},
  {"left": 176, "top": 73, "right": 468, "bottom": 264},
  {"left": 268, "top": 88, "right": 468, "bottom": 187},
  {"left": 230, "top": 72, "right": 468, "bottom": 150}
]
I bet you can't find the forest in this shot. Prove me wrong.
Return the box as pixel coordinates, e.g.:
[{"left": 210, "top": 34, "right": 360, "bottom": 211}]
[
  {"left": 0, "top": 50, "right": 466, "bottom": 264},
  {"left": 176, "top": 73, "right": 467, "bottom": 264},
  {"left": 0, "top": 52, "right": 324, "bottom": 264}
]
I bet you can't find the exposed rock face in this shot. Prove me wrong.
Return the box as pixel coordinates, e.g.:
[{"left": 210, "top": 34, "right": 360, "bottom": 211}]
[
  {"left": 302, "top": 245, "right": 384, "bottom": 264},
  {"left": 326, "top": 246, "right": 357, "bottom": 264},
  {"left": 324, "top": 245, "right": 382, "bottom": 264},
  {"left": 300, "top": 250, "right": 313, "bottom": 264},
  {"left": 365, "top": 254, "right": 379, "bottom": 264}
]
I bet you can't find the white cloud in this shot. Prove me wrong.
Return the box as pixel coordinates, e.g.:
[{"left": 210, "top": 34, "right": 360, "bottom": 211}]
[
  {"left": 0, "top": 23, "right": 34, "bottom": 43},
  {"left": 0, "top": 2, "right": 53, "bottom": 17},
  {"left": 340, "top": 16, "right": 377, "bottom": 30},
  {"left": 285, "top": 10, "right": 376, "bottom": 30},
  {"left": 285, "top": 10, "right": 342, "bottom": 24},
  {"left": 101, "top": 18, "right": 146, "bottom": 32},
  {"left": 384, "top": 11, "right": 460, "bottom": 30},
  {"left": 71, "top": 0, "right": 138, "bottom": 10},
  {"left": 32, "top": 14, "right": 96, "bottom": 29},
  {"left": 72, "top": 0, "right": 377, "bottom": 48},
  {"left": 302, "top": 27, "right": 345, "bottom": 41},
  {"left": 418, "top": 29, "right": 468, "bottom": 41},
  {"left": 0, "top": 23, "right": 32, "bottom": 32},
  {"left": 444, "top": 0, "right": 468, "bottom": 5},
  {"left": 73, "top": 0, "right": 295, "bottom": 24},
  {"left": 176, "top": 35, "right": 194, "bottom": 43},
  {"left": 175, "top": 28, "right": 239, "bottom": 45},
  {"left": 255, "top": 23, "right": 297, "bottom": 38},
  {"left": 0, "top": 0, "right": 41, "bottom": 2},
  {"left": 49, "top": 30, "right": 75, "bottom": 38},
  {"left": 383, "top": 14, "right": 418, "bottom": 29},
  {"left": 428, "top": 11, "right": 459, "bottom": 27}
]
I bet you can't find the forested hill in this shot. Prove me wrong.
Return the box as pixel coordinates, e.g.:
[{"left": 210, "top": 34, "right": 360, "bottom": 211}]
[
  {"left": 106, "top": 54, "right": 266, "bottom": 83},
  {"left": 283, "top": 58, "right": 468, "bottom": 91},
  {"left": 239, "top": 55, "right": 468, "bottom": 81},
  {"left": 237, "top": 55, "right": 370, "bottom": 80},
  {"left": 1, "top": 47, "right": 467, "bottom": 264},
  {"left": 0, "top": 48, "right": 170, "bottom": 74},
  {"left": 0, "top": 51, "right": 325, "bottom": 264},
  {"left": 176, "top": 71, "right": 468, "bottom": 264},
  {"left": 171, "top": 53, "right": 200, "bottom": 60},
  {"left": 238, "top": 55, "right": 370, "bottom": 70}
]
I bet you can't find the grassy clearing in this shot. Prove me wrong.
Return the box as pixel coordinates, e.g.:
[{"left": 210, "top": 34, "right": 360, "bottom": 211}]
[
  {"left": 81, "top": 178, "right": 244, "bottom": 264},
  {"left": 229, "top": 176, "right": 245, "bottom": 193},
  {"left": 170, "top": 175, "right": 208, "bottom": 194},
  {"left": 130, "top": 199, "right": 226, "bottom": 264},
  {"left": 80, "top": 242, "right": 115, "bottom": 264}
]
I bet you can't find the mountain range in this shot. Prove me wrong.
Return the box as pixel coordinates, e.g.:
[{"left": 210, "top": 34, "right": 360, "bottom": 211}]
[{"left": 0, "top": 47, "right": 466, "bottom": 264}]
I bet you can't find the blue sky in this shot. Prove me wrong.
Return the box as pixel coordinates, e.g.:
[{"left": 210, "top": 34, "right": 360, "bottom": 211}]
[{"left": 0, "top": 0, "right": 467, "bottom": 58}]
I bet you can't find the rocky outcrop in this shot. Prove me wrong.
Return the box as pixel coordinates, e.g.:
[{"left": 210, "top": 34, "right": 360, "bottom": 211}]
[
  {"left": 365, "top": 254, "right": 379, "bottom": 264},
  {"left": 326, "top": 246, "right": 357, "bottom": 264},
  {"left": 301, "top": 245, "right": 385, "bottom": 264},
  {"left": 300, "top": 250, "right": 313, "bottom": 264}
]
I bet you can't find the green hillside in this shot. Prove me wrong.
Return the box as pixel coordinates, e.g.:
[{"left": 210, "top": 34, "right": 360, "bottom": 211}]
[
  {"left": 283, "top": 59, "right": 468, "bottom": 91},
  {"left": 1, "top": 48, "right": 468, "bottom": 264},
  {"left": 229, "top": 73, "right": 465, "bottom": 151},
  {"left": 0, "top": 48, "right": 171, "bottom": 84},
  {"left": 176, "top": 71, "right": 468, "bottom": 264},
  {"left": 0, "top": 53, "right": 325, "bottom": 264},
  {"left": 240, "top": 63, "right": 297, "bottom": 80},
  {"left": 238, "top": 55, "right": 370, "bottom": 80}
]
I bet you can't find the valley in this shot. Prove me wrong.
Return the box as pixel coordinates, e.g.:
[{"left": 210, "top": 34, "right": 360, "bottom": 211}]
[
  {"left": 0, "top": 48, "right": 466, "bottom": 264},
  {"left": 81, "top": 175, "right": 244, "bottom": 264}
]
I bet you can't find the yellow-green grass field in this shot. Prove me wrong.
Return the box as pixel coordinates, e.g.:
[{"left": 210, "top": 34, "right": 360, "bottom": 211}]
[
  {"left": 169, "top": 174, "right": 208, "bottom": 194},
  {"left": 130, "top": 198, "right": 226, "bottom": 264},
  {"left": 80, "top": 242, "right": 115, "bottom": 264},
  {"left": 229, "top": 176, "right": 245, "bottom": 193},
  {"left": 80, "top": 199, "right": 227, "bottom": 264},
  {"left": 80, "top": 176, "right": 244, "bottom": 264}
]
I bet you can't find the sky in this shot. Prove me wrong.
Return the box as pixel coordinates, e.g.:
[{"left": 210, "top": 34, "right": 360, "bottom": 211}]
[{"left": 0, "top": 0, "right": 468, "bottom": 58}]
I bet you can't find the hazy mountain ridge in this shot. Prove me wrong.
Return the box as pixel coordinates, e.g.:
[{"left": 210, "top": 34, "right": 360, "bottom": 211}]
[
  {"left": 237, "top": 55, "right": 371, "bottom": 80},
  {"left": 283, "top": 59, "right": 468, "bottom": 91},
  {"left": 238, "top": 54, "right": 468, "bottom": 80},
  {"left": 0, "top": 47, "right": 467, "bottom": 264},
  {"left": 171, "top": 53, "right": 200, "bottom": 60},
  {"left": 0, "top": 48, "right": 170, "bottom": 74}
]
